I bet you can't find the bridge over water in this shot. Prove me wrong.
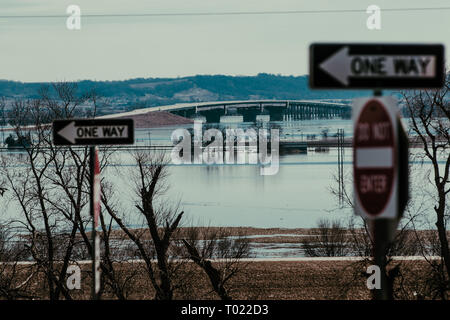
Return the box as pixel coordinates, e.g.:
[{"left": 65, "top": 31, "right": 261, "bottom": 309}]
[{"left": 101, "top": 100, "right": 352, "bottom": 123}]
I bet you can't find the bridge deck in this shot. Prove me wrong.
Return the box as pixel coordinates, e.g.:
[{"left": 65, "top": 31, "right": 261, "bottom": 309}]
[{"left": 99, "top": 99, "right": 350, "bottom": 120}]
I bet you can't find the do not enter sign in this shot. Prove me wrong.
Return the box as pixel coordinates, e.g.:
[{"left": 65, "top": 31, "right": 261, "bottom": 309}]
[{"left": 353, "top": 97, "right": 405, "bottom": 220}]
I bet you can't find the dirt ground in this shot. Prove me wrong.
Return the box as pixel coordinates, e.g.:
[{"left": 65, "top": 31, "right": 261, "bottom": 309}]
[
  {"left": 10, "top": 259, "right": 430, "bottom": 300},
  {"left": 3, "top": 227, "right": 444, "bottom": 300}
]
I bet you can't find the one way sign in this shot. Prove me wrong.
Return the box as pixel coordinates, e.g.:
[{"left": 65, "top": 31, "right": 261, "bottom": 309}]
[
  {"left": 53, "top": 119, "right": 134, "bottom": 145},
  {"left": 309, "top": 43, "right": 444, "bottom": 89}
]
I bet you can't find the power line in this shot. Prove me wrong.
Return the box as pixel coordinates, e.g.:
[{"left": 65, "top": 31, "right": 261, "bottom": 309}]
[{"left": 0, "top": 7, "right": 449, "bottom": 19}]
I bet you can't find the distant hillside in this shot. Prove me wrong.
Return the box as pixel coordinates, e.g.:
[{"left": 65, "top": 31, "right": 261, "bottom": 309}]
[{"left": 0, "top": 74, "right": 372, "bottom": 114}]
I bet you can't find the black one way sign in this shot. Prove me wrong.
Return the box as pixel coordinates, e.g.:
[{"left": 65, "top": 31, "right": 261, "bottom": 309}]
[
  {"left": 53, "top": 118, "right": 134, "bottom": 145},
  {"left": 309, "top": 43, "right": 444, "bottom": 89}
]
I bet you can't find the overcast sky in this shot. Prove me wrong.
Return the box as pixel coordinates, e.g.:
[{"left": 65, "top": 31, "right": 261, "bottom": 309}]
[{"left": 0, "top": 0, "right": 449, "bottom": 82}]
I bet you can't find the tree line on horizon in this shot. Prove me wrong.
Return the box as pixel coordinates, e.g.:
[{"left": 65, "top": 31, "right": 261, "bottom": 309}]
[{"left": 0, "top": 74, "right": 370, "bottom": 113}]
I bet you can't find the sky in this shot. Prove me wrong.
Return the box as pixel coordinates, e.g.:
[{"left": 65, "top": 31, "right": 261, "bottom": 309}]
[{"left": 0, "top": 0, "right": 449, "bottom": 82}]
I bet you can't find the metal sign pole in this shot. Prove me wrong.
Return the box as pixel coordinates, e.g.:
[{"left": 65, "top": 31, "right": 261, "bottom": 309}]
[
  {"left": 371, "top": 90, "right": 387, "bottom": 300},
  {"left": 370, "top": 220, "right": 389, "bottom": 300},
  {"left": 89, "top": 145, "right": 97, "bottom": 300}
]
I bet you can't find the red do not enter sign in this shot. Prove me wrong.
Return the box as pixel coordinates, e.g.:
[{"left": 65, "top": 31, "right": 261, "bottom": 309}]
[{"left": 353, "top": 99, "right": 397, "bottom": 217}]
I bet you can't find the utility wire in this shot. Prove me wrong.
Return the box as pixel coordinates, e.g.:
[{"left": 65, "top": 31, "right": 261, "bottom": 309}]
[{"left": 0, "top": 7, "right": 449, "bottom": 19}]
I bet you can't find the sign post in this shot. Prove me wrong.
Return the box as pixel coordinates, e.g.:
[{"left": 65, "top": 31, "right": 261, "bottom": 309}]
[
  {"left": 353, "top": 95, "right": 409, "bottom": 299},
  {"left": 89, "top": 146, "right": 102, "bottom": 300},
  {"left": 308, "top": 42, "right": 444, "bottom": 300},
  {"left": 53, "top": 118, "right": 134, "bottom": 300}
]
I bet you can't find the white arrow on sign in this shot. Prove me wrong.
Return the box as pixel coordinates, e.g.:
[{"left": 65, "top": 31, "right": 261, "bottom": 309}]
[
  {"left": 57, "top": 121, "right": 129, "bottom": 144},
  {"left": 319, "top": 47, "right": 436, "bottom": 86}
]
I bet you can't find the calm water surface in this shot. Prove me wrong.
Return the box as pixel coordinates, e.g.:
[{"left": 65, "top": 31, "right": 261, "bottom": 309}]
[{"left": 1, "top": 119, "right": 443, "bottom": 230}]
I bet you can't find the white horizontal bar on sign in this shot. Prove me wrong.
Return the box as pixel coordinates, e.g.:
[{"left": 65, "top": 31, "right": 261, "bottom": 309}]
[{"left": 355, "top": 147, "right": 393, "bottom": 169}]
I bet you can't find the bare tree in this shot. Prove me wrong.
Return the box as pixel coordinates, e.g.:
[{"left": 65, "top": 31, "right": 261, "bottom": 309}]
[
  {"left": 2, "top": 96, "right": 79, "bottom": 299},
  {"left": 1, "top": 83, "right": 190, "bottom": 300},
  {"left": 401, "top": 72, "right": 450, "bottom": 298},
  {"left": 0, "top": 82, "right": 124, "bottom": 300},
  {"left": 328, "top": 168, "right": 427, "bottom": 299},
  {"left": 95, "top": 179, "right": 143, "bottom": 299},
  {"left": 302, "top": 218, "right": 350, "bottom": 257},
  {"left": 0, "top": 222, "right": 38, "bottom": 299},
  {"left": 102, "top": 151, "right": 186, "bottom": 300},
  {"left": 181, "top": 226, "right": 251, "bottom": 300},
  {"left": 328, "top": 76, "right": 450, "bottom": 298}
]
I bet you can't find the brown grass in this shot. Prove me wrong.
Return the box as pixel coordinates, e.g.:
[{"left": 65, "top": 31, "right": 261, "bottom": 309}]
[{"left": 2, "top": 259, "right": 436, "bottom": 300}]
